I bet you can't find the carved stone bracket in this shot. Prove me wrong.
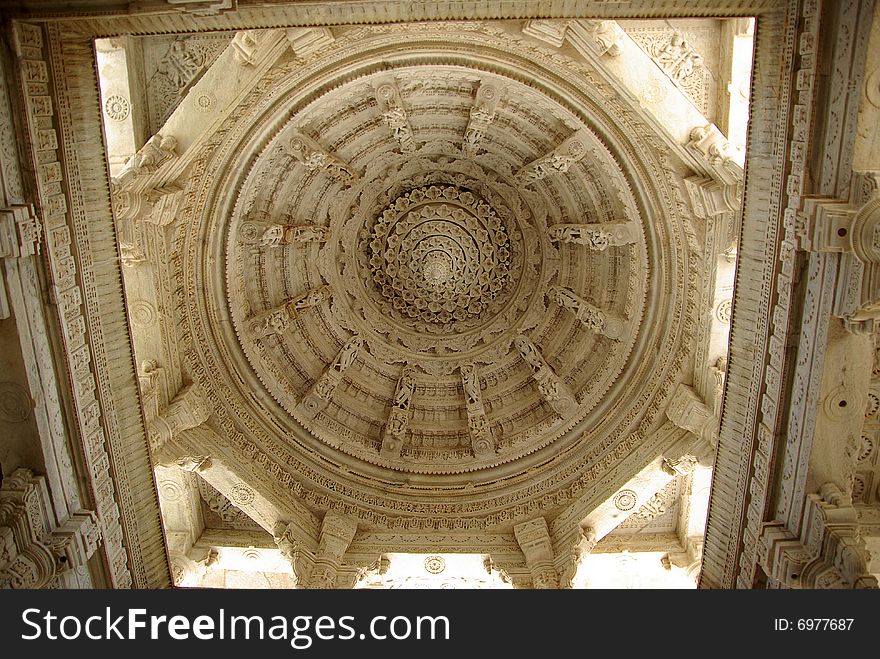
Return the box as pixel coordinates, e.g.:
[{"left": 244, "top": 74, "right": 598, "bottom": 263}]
[
  {"left": 513, "top": 335, "right": 576, "bottom": 416},
  {"left": 547, "top": 222, "right": 638, "bottom": 250},
  {"left": 296, "top": 335, "right": 364, "bottom": 422},
  {"left": 665, "top": 383, "right": 717, "bottom": 446},
  {"left": 798, "top": 189, "right": 880, "bottom": 333},
  {"left": 514, "top": 129, "right": 591, "bottom": 185},
  {"left": 759, "top": 483, "right": 878, "bottom": 589},
  {"left": 522, "top": 20, "right": 570, "bottom": 48},
  {"left": 285, "top": 27, "right": 334, "bottom": 59},
  {"left": 463, "top": 82, "right": 499, "bottom": 156},
  {"left": 0, "top": 205, "right": 41, "bottom": 259},
  {"left": 460, "top": 363, "right": 495, "bottom": 457},
  {"left": 1, "top": 469, "right": 101, "bottom": 588},
  {"left": 374, "top": 79, "right": 415, "bottom": 153},
  {"left": 686, "top": 124, "right": 742, "bottom": 186},
  {"left": 513, "top": 517, "right": 560, "bottom": 588},
  {"left": 566, "top": 20, "right": 623, "bottom": 58},
  {"left": 684, "top": 176, "right": 742, "bottom": 220},
  {"left": 289, "top": 132, "right": 359, "bottom": 185},
  {"left": 231, "top": 31, "right": 258, "bottom": 66},
  {"left": 163, "top": 0, "right": 236, "bottom": 17},
  {"left": 113, "top": 134, "right": 178, "bottom": 189},
  {"left": 0, "top": 205, "right": 41, "bottom": 319},
  {"left": 149, "top": 382, "right": 211, "bottom": 455},
  {"left": 248, "top": 286, "right": 330, "bottom": 339},
  {"left": 380, "top": 366, "right": 415, "bottom": 459},
  {"left": 549, "top": 285, "right": 625, "bottom": 340},
  {"left": 278, "top": 511, "right": 359, "bottom": 589}
]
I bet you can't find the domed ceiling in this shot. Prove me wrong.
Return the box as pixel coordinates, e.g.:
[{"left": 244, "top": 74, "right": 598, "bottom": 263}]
[{"left": 171, "top": 23, "right": 698, "bottom": 533}]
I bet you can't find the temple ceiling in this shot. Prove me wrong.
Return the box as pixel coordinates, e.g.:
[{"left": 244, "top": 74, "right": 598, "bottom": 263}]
[{"left": 103, "top": 18, "right": 739, "bottom": 579}]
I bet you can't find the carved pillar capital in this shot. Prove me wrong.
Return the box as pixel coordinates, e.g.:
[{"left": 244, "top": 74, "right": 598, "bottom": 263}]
[
  {"left": 513, "top": 516, "right": 561, "bottom": 588},
  {"left": 798, "top": 192, "right": 880, "bottom": 332},
  {"left": 302, "top": 511, "right": 358, "bottom": 589},
  {"left": 759, "top": 483, "right": 879, "bottom": 589},
  {"left": 1, "top": 469, "right": 101, "bottom": 588}
]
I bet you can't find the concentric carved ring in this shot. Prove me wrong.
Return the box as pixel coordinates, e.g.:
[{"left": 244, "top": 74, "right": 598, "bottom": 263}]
[{"left": 362, "top": 184, "right": 515, "bottom": 333}]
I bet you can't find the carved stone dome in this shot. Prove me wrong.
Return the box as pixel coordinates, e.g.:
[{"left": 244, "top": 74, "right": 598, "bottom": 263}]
[{"left": 178, "top": 23, "right": 695, "bottom": 529}]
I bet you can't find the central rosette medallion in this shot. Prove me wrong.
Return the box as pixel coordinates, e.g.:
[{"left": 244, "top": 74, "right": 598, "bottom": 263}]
[{"left": 362, "top": 184, "right": 514, "bottom": 334}]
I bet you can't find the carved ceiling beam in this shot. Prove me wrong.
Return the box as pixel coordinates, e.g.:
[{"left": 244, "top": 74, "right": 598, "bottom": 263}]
[
  {"left": 289, "top": 131, "right": 359, "bottom": 186},
  {"left": 1, "top": 469, "right": 101, "bottom": 588},
  {"left": 549, "top": 285, "right": 625, "bottom": 340},
  {"left": 161, "top": 424, "right": 320, "bottom": 554},
  {"left": 462, "top": 81, "right": 499, "bottom": 157},
  {"left": 513, "top": 129, "right": 590, "bottom": 186},
  {"left": 247, "top": 286, "right": 330, "bottom": 339},
  {"left": 380, "top": 366, "right": 415, "bottom": 459},
  {"left": 512, "top": 334, "right": 576, "bottom": 417},
  {"left": 296, "top": 335, "right": 364, "bottom": 422},
  {"left": 238, "top": 221, "right": 329, "bottom": 246},
  {"left": 547, "top": 222, "right": 638, "bottom": 250},
  {"left": 578, "top": 454, "right": 681, "bottom": 549},
  {"left": 685, "top": 123, "right": 743, "bottom": 187},
  {"left": 460, "top": 363, "right": 495, "bottom": 457},
  {"left": 797, "top": 184, "right": 880, "bottom": 333},
  {"left": 759, "top": 483, "right": 878, "bottom": 589},
  {"left": 374, "top": 78, "right": 415, "bottom": 154}
]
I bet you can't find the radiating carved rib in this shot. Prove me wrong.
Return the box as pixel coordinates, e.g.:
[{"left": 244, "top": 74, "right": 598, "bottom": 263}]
[
  {"left": 380, "top": 367, "right": 415, "bottom": 459},
  {"left": 549, "top": 286, "right": 625, "bottom": 340},
  {"left": 460, "top": 363, "right": 495, "bottom": 457},
  {"left": 547, "top": 222, "right": 638, "bottom": 250},
  {"left": 513, "top": 335, "right": 576, "bottom": 416},
  {"left": 238, "top": 222, "right": 329, "bottom": 246},
  {"left": 289, "top": 132, "right": 358, "bottom": 185},
  {"left": 248, "top": 286, "right": 330, "bottom": 339},
  {"left": 514, "top": 129, "right": 590, "bottom": 185},
  {"left": 296, "top": 335, "right": 364, "bottom": 421},
  {"left": 374, "top": 80, "right": 415, "bottom": 153},
  {"left": 463, "top": 82, "right": 499, "bottom": 156}
]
